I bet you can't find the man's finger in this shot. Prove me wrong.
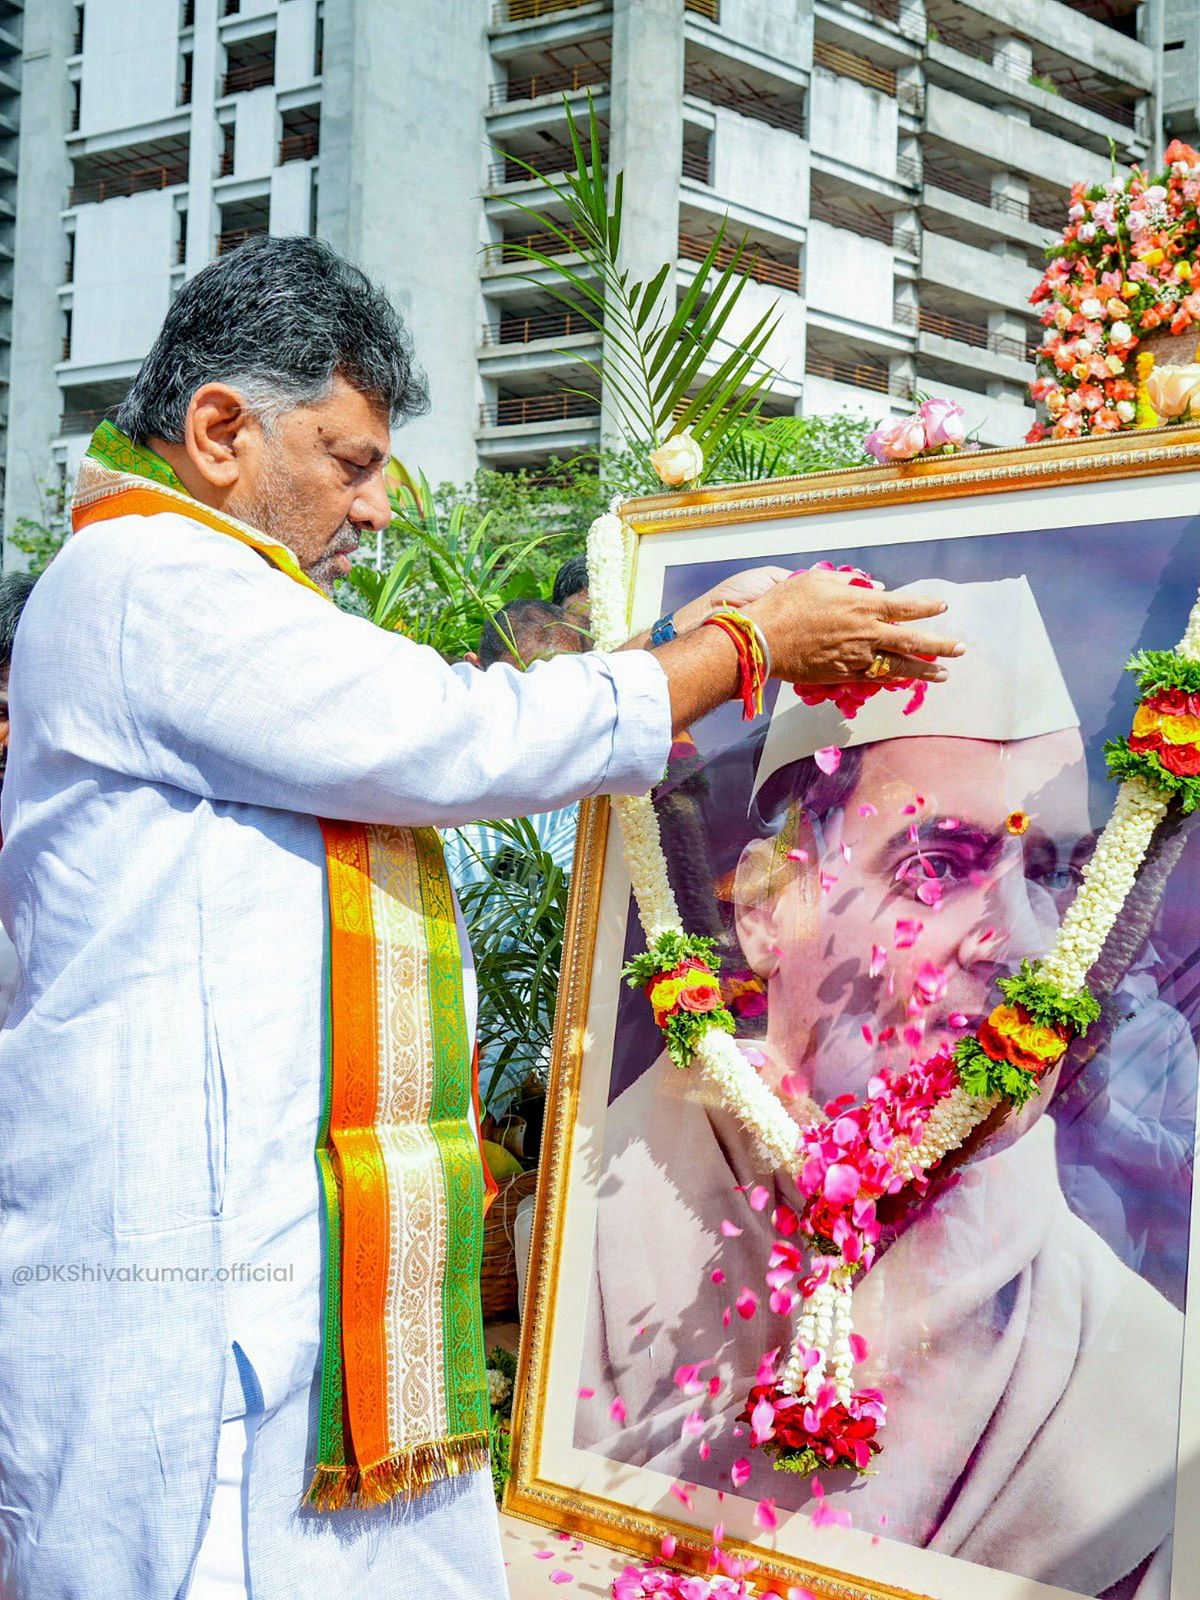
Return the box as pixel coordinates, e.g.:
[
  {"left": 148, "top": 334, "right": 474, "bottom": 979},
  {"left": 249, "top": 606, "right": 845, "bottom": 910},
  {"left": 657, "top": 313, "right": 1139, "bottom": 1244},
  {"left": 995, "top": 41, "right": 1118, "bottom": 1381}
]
[
  {"left": 881, "top": 626, "right": 965, "bottom": 660},
  {"left": 877, "top": 593, "right": 949, "bottom": 622},
  {"left": 890, "top": 655, "right": 950, "bottom": 683}
]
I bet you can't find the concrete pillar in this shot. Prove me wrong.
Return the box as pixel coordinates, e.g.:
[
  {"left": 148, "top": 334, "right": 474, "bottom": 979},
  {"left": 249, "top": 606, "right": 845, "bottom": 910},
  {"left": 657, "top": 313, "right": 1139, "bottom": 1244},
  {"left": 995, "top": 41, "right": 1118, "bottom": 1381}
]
[
  {"left": 993, "top": 35, "right": 1033, "bottom": 86},
  {"left": 605, "top": 0, "right": 683, "bottom": 449},
  {"left": 4, "top": 5, "right": 74, "bottom": 537},
  {"left": 186, "top": 0, "right": 220, "bottom": 271},
  {"left": 318, "top": 0, "right": 489, "bottom": 487},
  {"left": 1141, "top": 0, "right": 1166, "bottom": 166}
]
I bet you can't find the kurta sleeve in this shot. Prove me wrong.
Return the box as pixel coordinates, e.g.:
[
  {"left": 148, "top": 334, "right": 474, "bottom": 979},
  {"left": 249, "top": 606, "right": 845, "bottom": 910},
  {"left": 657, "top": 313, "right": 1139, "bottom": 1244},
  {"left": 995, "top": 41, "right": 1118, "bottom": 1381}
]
[{"left": 29, "top": 513, "right": 671, "bottom": 826}]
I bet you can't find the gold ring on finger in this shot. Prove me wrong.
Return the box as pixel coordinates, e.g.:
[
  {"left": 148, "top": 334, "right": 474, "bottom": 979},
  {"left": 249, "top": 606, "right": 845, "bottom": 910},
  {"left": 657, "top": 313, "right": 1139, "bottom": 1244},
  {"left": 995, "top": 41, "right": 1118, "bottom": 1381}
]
[{"left": 866, "top": 652, "right": 894, "bottom": 680}]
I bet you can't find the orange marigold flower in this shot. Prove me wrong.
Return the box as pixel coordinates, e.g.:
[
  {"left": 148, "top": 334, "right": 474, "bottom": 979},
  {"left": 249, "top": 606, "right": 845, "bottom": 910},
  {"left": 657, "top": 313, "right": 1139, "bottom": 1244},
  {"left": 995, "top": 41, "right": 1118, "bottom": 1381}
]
[{"left": 1005, "top": 810, "right": 1031, "bottom": 835}]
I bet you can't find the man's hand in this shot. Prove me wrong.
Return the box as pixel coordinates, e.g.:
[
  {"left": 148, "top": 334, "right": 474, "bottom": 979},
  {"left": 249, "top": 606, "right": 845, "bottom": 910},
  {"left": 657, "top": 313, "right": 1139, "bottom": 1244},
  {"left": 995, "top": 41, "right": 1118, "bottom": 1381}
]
[
  {"left": 743, "top": 569, "right": 962, "bottom": 686},
  {"left": 674, "top": 566, "right": 793, "bottom": 633},
  {"left": 653, "top": 570, "right": 962, "bottom": 735}
]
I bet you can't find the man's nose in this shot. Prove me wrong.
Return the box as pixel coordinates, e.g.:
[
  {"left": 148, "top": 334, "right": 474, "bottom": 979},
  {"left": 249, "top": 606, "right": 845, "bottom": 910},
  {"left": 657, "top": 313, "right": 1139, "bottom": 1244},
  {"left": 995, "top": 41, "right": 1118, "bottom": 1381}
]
[
  {"left": 955, "top": 863, "right": 1058, "bottom": 974},
  {"left": 352, "top": 470, "right": 393, "bottom": 534}
]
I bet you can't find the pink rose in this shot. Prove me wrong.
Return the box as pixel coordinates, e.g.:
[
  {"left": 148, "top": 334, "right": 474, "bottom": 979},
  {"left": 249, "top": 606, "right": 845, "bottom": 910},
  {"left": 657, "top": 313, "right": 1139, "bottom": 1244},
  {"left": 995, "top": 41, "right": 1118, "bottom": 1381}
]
[
  {"left": 918, "top": 396, "right": 967, "bottom": 449},
  {"left": 864, "top": 412, "right": 927, "bottom": 464}
]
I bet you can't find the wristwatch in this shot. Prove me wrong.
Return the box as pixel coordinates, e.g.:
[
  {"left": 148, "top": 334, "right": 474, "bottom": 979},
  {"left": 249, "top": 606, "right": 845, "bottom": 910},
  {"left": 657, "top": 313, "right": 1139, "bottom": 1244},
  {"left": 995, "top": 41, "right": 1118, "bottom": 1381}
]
[{"left": 650, "top": 612, "right": 677, "bottom": 647}]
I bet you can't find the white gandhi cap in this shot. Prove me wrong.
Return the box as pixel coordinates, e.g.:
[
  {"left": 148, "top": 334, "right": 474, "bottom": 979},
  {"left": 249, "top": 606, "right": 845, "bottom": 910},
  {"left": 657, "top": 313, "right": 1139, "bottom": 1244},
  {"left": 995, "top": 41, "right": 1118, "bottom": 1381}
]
[{"left": 752, "top": 576, "right": 1079, "bottom": 805}]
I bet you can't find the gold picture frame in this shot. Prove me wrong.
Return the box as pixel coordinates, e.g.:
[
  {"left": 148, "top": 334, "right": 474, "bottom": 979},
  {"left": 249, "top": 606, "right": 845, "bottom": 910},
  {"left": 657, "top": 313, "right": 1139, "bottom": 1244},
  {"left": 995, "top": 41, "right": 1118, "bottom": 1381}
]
[{"left": 506, "top": 427, "right": 1200, "bottom": 1600}]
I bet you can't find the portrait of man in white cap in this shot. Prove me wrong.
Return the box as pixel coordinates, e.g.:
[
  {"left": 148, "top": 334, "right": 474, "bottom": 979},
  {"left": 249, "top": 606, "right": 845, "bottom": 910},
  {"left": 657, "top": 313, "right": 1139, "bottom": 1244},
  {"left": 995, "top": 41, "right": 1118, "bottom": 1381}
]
[{"left": 577, "top": 577, "right": 1189, "bottom": 1600}]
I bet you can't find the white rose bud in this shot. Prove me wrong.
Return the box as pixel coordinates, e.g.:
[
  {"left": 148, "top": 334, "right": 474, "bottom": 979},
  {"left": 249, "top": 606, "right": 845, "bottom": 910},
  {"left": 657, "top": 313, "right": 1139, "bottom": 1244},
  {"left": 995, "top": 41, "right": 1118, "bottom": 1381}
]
[
  {"left": 649, "top": 428, "right": 705, "bottom": 487},
  {"left": 1109, "top": 321, "right": 1133, "bottom": 345},
  {"left": 1116, "top": 399, "right": 1136, "bottom": 422},
  {"left": 1080, "top": 297, "right": 1104, "bottom": 318},
  {"left": 1075, "top": 339, "right": 1093, "bottom": 357},
  {"left": 1105, "top": 353, "right": 1125, "bottom": 374}
]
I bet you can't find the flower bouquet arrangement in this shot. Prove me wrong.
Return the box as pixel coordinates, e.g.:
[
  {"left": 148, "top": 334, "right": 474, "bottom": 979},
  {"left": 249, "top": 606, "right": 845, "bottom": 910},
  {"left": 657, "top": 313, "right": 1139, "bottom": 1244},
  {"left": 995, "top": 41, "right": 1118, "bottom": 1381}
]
[
  {"left": 864, "top": 396, "right": 970, "bottom": 464},
  {"left": 1028, "top": 139, "right": 1200, "bottom": 440}
]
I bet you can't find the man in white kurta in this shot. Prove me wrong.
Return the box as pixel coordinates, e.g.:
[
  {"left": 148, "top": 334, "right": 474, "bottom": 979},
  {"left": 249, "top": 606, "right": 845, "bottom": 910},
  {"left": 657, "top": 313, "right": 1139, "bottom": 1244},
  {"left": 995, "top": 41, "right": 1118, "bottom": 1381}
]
[{"left": 0, "top": 238, "right": 963, "bottom": 1599}]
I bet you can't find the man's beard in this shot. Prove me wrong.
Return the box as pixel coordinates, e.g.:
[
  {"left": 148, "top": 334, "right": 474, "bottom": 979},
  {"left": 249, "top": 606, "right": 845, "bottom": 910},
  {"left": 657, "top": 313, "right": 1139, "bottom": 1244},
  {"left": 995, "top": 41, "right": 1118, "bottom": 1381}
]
[{"left": 227, "top": 440, "right": 358, "bottom": 595}]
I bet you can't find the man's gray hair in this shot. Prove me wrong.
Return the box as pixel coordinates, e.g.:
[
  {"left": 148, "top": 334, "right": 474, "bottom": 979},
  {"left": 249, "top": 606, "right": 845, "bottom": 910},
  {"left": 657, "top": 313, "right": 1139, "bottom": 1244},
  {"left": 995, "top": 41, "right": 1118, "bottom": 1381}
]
[{"left": 116, "top": 235, "right": 429, "bottom": 443}]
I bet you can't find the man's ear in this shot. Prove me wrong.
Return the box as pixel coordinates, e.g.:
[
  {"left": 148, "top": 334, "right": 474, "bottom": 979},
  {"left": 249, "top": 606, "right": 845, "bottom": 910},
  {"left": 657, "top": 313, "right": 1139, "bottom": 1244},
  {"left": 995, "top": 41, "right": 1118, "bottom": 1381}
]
[
  {"left": 463, "top": 651, "right": 482, "bottom": 670},
  {"left": 183, "top": 383, "right": 260, "bottom": 492},
  {"left": 732, "top": 824, "right": 817, "bottom": 977}
]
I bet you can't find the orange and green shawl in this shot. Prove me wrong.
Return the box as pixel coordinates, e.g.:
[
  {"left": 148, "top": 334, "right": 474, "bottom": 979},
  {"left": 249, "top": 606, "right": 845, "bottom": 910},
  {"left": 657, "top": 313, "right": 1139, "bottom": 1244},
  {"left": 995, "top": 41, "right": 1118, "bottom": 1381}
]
[{"left": 74, "top": 421, "right": 493, "bottom": 1509}]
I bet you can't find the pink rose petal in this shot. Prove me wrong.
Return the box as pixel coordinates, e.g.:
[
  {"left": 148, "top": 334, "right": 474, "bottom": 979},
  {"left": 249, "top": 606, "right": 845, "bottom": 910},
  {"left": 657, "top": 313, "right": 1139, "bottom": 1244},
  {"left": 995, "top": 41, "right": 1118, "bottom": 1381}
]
[
  {"left": 710, "top": 1267, "right": 726, "bottom": 1285},
  {"left": 748, "top": 1185, "right": 771, "bottom": 1212},
  {"left": 755, "top": 1498, "right": 779, "bottom": 1531},
  {"left": 814, "top": 745, "right": 842, "bottom": 775},
  {"left": 609, "top": 1397, "right": 627, "bottom": 1425},
  {"left": 894, "top": 917, "right": 924, "bottom": 949},
  {"left": 661, "top": 1534, "right": 677, "bottom": 1559},
  {"left": 577, "top": 1387, "right": 595, "bottom": 1399},
  {"left": 721, "top": 1219, "right": 743, "bottom": 1238},
  {"left": 548, "top": 1570, "right": 574, "bottom": 1584},
  {"left": 735, "top": 1287, "right": 758, "bottom": 1320},
  {"left": 732, "top": 1457, "right": 752, "bottom": 1489}
]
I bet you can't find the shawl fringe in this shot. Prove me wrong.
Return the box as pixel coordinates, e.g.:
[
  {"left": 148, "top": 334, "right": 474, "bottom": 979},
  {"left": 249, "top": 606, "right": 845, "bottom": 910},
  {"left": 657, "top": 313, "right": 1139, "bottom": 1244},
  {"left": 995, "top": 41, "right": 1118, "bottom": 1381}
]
[{"left": 304, "top": 1432, "right": 491, "bottom": 1511}]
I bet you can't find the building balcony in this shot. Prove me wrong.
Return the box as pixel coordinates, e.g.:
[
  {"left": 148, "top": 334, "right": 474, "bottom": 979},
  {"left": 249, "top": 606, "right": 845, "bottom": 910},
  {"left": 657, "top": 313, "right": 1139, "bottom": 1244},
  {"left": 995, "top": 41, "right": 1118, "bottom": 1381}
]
[
  {"left": 678, "top": 230, "right": 802, "bottom": 293},
  {"left": 58, "top": 406, "right": 109, "bottom": 438},
  {"left": 479, "top": 391, "right": 599, "bottom": 428},
  {"left": 69, "top": 163, "right": 188, "bottom": 207},
  {"left": 683, "top": 64, "right": 806, "bottom": 137},
  {"left": 812, "top": 39, "right": 924, "bottom": 114},
  {"left": 926, "top": 14, "right": 1144, "bottom": 134},
  {"left": 893, "top": 300, "right": 1037, "bottom": 368},
  {"left": 805, "top": 350, "right": 913, "bottom": 402},
  {"left": 481, "top": 309, "right": 594, "bottom": 346},
  {"left": 810, "top": 196, "right": 919, "bottom": 256},
  {"left": 684, "top": 0, "right": 719, "bottom": 18},
  {"left": 223, "top": 61, "right": 274, "bottom": 96},
  {"left": 681, "top": 148, "right": 711, "bottom": 185},
  {"left": 491, "top": 0, "right": 605, "bottom": 24},
  {"left": 216, "top": 225, "right": 267, "bottom": 255},
  {"left": 279, "top": 131, "right": 319, "bottom": 164},
  {"left": 482, "top": 224, "right": 589, "bottom": 271},
  {"left": 488, "top": 61, "right": 608, "bottom": 107},
  {"left": 487, "top": 143, "right": 604, "bottom": 191}
]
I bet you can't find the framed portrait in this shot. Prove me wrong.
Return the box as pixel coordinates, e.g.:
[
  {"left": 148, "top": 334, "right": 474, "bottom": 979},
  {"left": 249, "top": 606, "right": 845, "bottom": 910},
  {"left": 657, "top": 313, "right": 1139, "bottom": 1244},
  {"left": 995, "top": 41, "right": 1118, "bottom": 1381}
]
[{"left": 507, "top": 428, "right": 1200, "bottom": 1600}]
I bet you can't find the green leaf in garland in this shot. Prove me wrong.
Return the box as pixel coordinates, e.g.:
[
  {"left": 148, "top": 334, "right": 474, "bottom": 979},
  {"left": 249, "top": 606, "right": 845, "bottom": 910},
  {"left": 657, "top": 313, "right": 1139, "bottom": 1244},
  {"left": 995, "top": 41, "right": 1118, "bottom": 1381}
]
[
  {"left": 1105, "top": 738, "right": 1200, "bottom": 813},
  {"left": 1125, "top": 648, "right": 1200, "bottom": 697},
  {"left": 996, "top": 959, "right": 1100, "bottom": 1030}
]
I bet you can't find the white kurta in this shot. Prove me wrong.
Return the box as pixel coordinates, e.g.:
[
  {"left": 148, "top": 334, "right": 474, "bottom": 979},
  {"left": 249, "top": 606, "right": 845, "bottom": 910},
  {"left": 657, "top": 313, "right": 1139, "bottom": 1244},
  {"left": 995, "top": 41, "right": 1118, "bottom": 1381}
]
[{"left": 0, "top": 510, "right": 671, "bottom": 1600}]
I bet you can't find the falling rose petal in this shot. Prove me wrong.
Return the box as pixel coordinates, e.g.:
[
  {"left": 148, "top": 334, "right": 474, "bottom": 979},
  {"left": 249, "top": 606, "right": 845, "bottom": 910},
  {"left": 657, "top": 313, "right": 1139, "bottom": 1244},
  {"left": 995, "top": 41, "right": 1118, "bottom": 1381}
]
[
  {"left": 751, "top": 1397, "right": 776, "bottom": 1445},
  {"left": 819, "top": 872, "right": 838, "bottom": 895},
  {"left": 849, "top": 1332, "right": 869, "bottom": 1362},
  {"left": 742, "top": 1046, "right": 767, "bottom": 1067},
  {"left": 756, "top": 1347, "right": 781, "bottom": 1385},
  {"left": 840, "top": 841, "right": 852, "bottom": 862},
  {"left": 723, "top": 1307, "right": 732, "bottom": 1328},
  {"left": 937, "top": 817, "right": 960, "bottom": 830},
  {"left": 711, "top": 1268, "right": 726, "bottom": 1285},
  {"left": 903, "top": 682, "right": 926, "bottom": 715},
  {"left": 860, "top": 1024, "right": 874, "bottom": 1045},
  {"left": 948, "top": 1011, "right": 968, "bottom": 1028},
  {"left": 748, "top": 1185, "right": 771, "bottom": 1212},
  {"left": 779, "top": 1073, "right": 805, "bottom": 1099},
  {"left": 823, "top": 1163, "right": 861, "bottom": 1203},
  {"left": 810, "top": 1479, "right": 825, "bottom": 1498},
  {"left": 915, "top": 877, "right": 942, "bottom": 907},
  {"left": 857, "top": 802, "right": 878, "bottom": 818},
  {"left": 902, "top": 803, "right": 917, "bottom": 815},
  {"left": 569, "top": 1540, "right": 584, "bottom": 1554},
  {"left": 708, "top": 1375, "right": 722, "bottom": 1397},
  {"left": 577, "top": 1387, "right": 594, "bottom": 1399},
  {"left": 735, "top": 1287, "right": 758, "bottom": 1320},
  {"left": 755, "top": 1498, "right": 779, "bottom": 1532},
  {"left": 894, "top": 917, "right": 924, "bottom": 949},
  {"left": 979, "top": 927, "right": 996, "bottom": 943},
  {"left": 712, "top": 1521, "right": 725, "bottom": 1547},
  {"left": 812, "top": 1502, "right": 853, "bottom": 1530},
  {"left": 681, "top": 1411, "right": 705, "bottom": 1438},
  {"left": 770, "top": 1287, "right": 796, "bottom": 1315},
  {"left": 661, "top": 1535, "right": 677, "bottom": 1559},
  {"left": 789, "top": 1590, "right": 818, "bottom": 1600},
  {"left": 786, "top": 847, "right": 809, "bottom": 863},
  {"left": 721, "top": 1218, "right": 743, "bottom": 1238},
  {"left": 878, "top": 1024, "right": 895, "bottom": 1042},
  {"left": 868, "top": 943, "right": 888, "bottom": 976},
  {"left": 732, "top": 1457, "right": 752, "bottom": 1489},
  {"left": 609, "top": 1397, "right": 627, "bottom": 1425},
  {"left": 535, "top": 1549, "right": 554, "bottom": 1559},
  {"left": 902, "top": 1022, "right": 924, "bottom": 1049},
  {"left": 814, "top": 745, "right": 842, "bottom": 776},
  {"left": 670, "top": 1483, "right": 696, "bottom": 1510},
  {"left": 675, "top": 1362, "right": 706, "bottom": 1393},
  {"left": 548, "top": 1571, "right": 574, "bottom": 1584},
  {"left": 699, "top": 1439, "right": 712, "bottom": 1460}
]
